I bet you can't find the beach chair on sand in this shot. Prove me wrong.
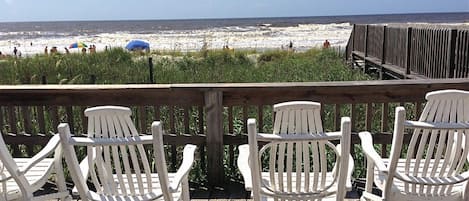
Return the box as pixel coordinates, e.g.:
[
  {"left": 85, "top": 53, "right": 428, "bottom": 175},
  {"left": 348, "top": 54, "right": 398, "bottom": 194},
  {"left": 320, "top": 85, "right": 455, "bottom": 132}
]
[
  {"left": 58, "top": 106, "right": 197, "bottom": 201},
  {"left": 0, "top": 133, "right": 70, "bottom": 201},
  {"left": 238, "top": 101, "right": 354, "bottom": 201},
  {"left": 359, "top": 90, "right": 469, "bottom": 201}
]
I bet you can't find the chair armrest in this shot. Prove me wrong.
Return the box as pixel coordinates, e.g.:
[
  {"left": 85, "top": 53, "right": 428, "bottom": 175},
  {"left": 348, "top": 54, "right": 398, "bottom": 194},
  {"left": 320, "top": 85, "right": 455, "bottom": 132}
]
[
  {"left": 169, "top": 144, "right": 197, "bottom": 192},
  {"left": 257, "top": 131, "right": 342, "bottom": 142},
  {"left": 336, "top": 143, "right": 354, "bottom": 190},
  {"left": 404, "top": 120, "right": 469, "bottom": 130},
  {"left": 358, "top": 132, "right": 388, "bottom": 172},
  {"left": 19, "top": 134, "right": 61, "bottom": 174},
  {"left": 237, "top": 144, "right": 252, "bottom": 190},
  {"left": 68, "top": 135, "right": 154, "bottom": 146}
]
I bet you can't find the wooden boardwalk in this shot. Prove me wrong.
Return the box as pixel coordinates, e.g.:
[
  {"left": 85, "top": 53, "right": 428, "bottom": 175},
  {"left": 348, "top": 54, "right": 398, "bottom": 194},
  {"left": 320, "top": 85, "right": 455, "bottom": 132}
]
[{"left": 346, "top": 24, "right": 469, "bottom": 79}]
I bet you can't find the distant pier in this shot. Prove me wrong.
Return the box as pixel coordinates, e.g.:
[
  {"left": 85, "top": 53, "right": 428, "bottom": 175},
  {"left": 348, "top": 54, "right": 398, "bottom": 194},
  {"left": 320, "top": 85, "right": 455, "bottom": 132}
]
[{"left": 346, "top": 24, "right": 469, "bottom": 79}]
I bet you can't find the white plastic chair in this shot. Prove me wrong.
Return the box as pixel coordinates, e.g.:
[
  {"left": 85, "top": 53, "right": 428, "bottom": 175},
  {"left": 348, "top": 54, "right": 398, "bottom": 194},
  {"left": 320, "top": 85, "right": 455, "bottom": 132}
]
[
  {"left": 58, "top": 106, "right": 196, "bottom": 201},
  {"left": 0, "top": 133, "right": 70, "bottom": 201},
  {"left": 359, "top": 89, "right": 469, "bottom": 201},
  {"left": 237, "top": 101, "right": 353, "bottom": 201}
]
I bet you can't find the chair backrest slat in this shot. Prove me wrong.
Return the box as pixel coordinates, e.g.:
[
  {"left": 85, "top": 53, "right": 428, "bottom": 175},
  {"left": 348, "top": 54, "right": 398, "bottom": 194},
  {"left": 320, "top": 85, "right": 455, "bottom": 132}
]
[
  {"left": 456, "top": 132, "right": 469, "bottom": 171},
  {"left": 105, "top": 115, "right": 126, "bottom": 195}
]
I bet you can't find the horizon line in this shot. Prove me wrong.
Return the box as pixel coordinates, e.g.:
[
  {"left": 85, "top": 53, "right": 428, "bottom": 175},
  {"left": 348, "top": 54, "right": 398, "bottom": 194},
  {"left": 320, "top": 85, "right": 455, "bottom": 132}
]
[{"left": 0, "top": 11, "right": 467, "bottom": 23}]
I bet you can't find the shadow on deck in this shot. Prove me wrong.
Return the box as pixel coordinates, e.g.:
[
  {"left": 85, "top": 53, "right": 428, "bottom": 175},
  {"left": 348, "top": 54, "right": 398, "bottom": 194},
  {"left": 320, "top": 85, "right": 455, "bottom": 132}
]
[{"left": 37, "top": 180, "right": 362, "bottom": 200}]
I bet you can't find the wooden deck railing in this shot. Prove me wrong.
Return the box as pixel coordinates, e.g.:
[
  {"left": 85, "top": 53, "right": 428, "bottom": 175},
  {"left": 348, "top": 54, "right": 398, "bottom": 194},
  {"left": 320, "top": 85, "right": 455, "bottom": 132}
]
[
  {"left": 2, "top": 79, "right": 469, "bottom": 187},
  {"left": 346, "top": 24, "right": 469, "bottom": 79}
]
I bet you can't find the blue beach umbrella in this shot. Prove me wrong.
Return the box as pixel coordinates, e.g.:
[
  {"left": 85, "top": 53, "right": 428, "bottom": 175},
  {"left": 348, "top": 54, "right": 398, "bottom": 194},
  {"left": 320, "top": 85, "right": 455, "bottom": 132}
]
[{"left": 125, "top": 40, "right": 150, "bottom": 51}]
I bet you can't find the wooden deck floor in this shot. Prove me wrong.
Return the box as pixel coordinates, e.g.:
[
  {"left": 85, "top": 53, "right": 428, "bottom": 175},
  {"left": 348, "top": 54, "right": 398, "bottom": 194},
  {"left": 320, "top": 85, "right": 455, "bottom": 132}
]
[{"left": 39, "top": 181, "right": 361, "bottom": 200}]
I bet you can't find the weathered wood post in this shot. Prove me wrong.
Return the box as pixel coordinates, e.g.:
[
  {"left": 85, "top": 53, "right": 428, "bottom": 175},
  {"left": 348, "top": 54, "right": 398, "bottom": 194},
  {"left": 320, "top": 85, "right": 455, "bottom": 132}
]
[
  {"left": 352, "top": 24, "right": 356, "bottom": 52},
  {"left": 364, "top": 25, "right": 369, "bottom": 73},
  {"left": 346, "top": 24, "right": 355, "bottom": 61},
  {"left": 204, "top": 90, "right": 224, "bottom": 187},
  {"left": 405, "top": 27, "right": 413, "bottom": 77},
  {"left": 148, "top": 57, "right": 155, "bottom": 84},
  {"left": 380, "top": 25, "right": 387, "bottom": 80},
  {"left": 349, "top": 24, "right": 356, "bottom": 66},
  {"left": 381, "top": 25, "right": 387, "bottom": 65},
  {"left": 41, "top": 75, "right": 47, "bottom": 84},
  {"left": 90, "top": 75, "right": 96, "bottom": 84},
  {"left": 446, "top": 29, "right": 457, "bottom": 78}
]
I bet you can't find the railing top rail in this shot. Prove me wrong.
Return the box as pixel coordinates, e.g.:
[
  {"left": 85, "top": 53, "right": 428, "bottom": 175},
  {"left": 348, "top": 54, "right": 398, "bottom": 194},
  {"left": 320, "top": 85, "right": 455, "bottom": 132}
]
[
  {"left": 1, "top": 79, "right": 469, "bottom": 105},
  {"left": 352, "top": 23, "right": 469, "bottom": 30},
  {"left": 0, "top": 78, "right": 468, "bottom": 90}
]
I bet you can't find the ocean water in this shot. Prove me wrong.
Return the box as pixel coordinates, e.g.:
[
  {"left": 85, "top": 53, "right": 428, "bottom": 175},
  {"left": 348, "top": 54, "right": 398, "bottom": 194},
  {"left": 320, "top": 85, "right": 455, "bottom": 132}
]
[{"left": 0, "top": 12, "right": 468, "bottom": 56}]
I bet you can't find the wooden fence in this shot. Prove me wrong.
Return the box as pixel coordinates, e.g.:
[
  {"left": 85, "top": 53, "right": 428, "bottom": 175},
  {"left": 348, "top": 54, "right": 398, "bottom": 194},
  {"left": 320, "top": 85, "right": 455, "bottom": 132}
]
[
  {"left": 2, "top": 79, "right": 469, "bottom": 187},
  {"left": 346, "top": 24, "right": 469, "bottom": 79}
]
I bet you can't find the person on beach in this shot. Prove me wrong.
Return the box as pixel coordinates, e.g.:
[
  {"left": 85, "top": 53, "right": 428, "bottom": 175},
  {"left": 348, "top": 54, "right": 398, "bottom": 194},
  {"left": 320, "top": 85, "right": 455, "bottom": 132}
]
[
  {"left": 82, "top": 47, "right": 87, "bottom": 54},
  {"left": 323, "top": 40, "right": 330, "bottom": 48},
  {"left": 64, "top": 47, "right": 70, "bottom": 54},
  {"left": 13, "top": 47, "right": 17, "bottom": 56},
  {"left": 50, "top": 47, "right": 58, "bottom": 54},
  {"left": 44, "top": 46, "right": 48, "bottom": 55},
  {"left": 288, "top": 41, "right": 294, "bottom": 52},
  {"left": 90, "top": 45, "right": 96, "bottom": 54}
]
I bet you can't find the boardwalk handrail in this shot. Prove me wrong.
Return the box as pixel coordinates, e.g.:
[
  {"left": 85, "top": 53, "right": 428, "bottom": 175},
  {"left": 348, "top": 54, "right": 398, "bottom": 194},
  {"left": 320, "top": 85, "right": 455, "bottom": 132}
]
[
  {"left": 346, "top": 24, "right": 469, "bottom": 79},
  {"left": 2, "top": 79, "right": 469, "bottom": 186}
]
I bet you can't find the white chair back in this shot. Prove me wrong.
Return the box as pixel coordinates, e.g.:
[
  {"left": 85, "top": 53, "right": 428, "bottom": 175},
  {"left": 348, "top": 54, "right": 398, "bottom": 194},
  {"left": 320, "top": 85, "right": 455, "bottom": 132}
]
[
  {"left": 391, "top": 90, "right": 469, "bottom": 197},
  {"left": 59, "top": 106, "right": 176, "bottom": 201},
  {"left": 248, "top": 101, "right": 351, "bottom": 201},
  {"left": 84, "top": 106, "right": 155, "bottom": 196}
]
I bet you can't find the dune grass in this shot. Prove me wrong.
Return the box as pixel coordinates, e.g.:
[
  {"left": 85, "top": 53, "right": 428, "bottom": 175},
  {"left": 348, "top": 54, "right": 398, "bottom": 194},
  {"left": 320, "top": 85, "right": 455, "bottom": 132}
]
[{"left": 0, "top": 47, "right": 370, "bottom": 84}]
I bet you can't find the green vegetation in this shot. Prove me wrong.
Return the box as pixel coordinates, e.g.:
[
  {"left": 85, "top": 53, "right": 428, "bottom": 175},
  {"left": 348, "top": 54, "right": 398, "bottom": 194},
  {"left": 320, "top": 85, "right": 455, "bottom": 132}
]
[{"left": 0, "top": 47, "right": 370, "bottom": 84}]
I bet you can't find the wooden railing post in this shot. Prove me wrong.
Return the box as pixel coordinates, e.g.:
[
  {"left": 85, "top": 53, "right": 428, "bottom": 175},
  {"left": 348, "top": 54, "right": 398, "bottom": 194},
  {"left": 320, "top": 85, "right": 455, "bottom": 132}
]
[
  {"left": 405, "top": 27, "right": 413, "bottom": 76},
  {"left": 446, "top": 29, "right": 457, "bottom": 78},
  {"left": 364, "top": 25, "right": 369, "bottom": 57},
  {"left": 204, "top": 90, "right": 224, "bottom": 187},
  {"left": 363, "top": 25, "right": 369, "bottom": 73},
  {"left": 148, "top": 57, "right": 155, "bottom": 84},
  {"left": 379, "top": 25, "right": 387, "bottom": 80},
  {"left": 352, "top": 24, "right": 356, "bottom": 52},
  {"left": 381, "top": 26, "right": 387, "bottom": 65},
  {"left": 90, "top": 75, "right": 96, "bottom": 84}
]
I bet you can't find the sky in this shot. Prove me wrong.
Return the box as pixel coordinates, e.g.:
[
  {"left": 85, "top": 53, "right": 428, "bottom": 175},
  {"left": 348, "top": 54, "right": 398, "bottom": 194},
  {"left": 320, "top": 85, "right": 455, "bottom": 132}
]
[{"left": 0, "top": 0, "right": 468, "bottom": 22}]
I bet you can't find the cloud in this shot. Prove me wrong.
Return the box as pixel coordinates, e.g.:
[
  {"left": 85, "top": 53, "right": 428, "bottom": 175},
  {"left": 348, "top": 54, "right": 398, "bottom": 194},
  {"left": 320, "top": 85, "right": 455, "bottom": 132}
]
[{"left": 4, "top": 0, "right": 13, "bottom": 5}]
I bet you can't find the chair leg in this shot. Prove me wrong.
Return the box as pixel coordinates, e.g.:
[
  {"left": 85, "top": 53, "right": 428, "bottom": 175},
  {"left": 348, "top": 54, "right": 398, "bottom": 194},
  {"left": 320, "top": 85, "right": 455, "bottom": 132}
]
[
  {"left": 181, "top": 174, "right": 190, "bottom": 201},
  {"left": 463, "top": 181, "right": 469, "bottom": 201},
  {"left": 365, "top": 157, "right": 375, "bottom": 194},
  {"left": 54, "top": 147, "right": 71, "bottom": 201}
]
